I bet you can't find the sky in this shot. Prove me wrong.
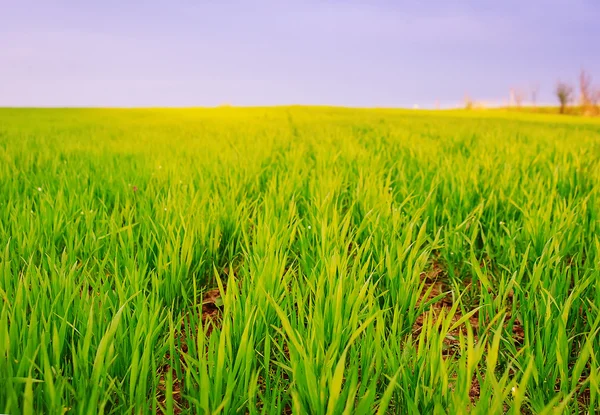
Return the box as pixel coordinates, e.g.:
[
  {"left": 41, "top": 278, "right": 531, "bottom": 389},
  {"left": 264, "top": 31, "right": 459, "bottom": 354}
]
[{"left": 1, "top": 0, "right": 599, "bottom": 108}]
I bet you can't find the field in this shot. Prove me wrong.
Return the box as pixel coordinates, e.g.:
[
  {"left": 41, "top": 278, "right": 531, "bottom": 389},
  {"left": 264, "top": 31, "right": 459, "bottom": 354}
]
[{"left": 1, "top": 107, "right": 600, "bottom": 414}]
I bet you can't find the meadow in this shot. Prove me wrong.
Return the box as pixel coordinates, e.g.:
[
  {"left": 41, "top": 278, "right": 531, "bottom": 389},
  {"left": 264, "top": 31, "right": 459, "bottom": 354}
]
[{"left": 1, "top": 107, "right": 599, "bottom": 414}]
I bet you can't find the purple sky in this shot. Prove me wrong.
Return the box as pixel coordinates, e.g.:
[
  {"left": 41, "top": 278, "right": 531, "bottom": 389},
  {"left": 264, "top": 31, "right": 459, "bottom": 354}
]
[{"left": 1, "top": 0, "right": 599, "bottom": 108}]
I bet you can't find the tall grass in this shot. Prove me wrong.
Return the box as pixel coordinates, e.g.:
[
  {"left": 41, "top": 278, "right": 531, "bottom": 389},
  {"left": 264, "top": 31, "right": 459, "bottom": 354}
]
[{"left": 0, "top": 107, "right": 599, "bottom": 414}]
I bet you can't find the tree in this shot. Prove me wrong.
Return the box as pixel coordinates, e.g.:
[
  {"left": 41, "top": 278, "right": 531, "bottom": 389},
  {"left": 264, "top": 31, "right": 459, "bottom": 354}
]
[
  {"left": 530, "top": 83, "right": 540, "bottom": 107},
  {"left": 514, "top": 88, "right": 525, "bottom": 107},
  {"left": 579, "top": 70, "right": 592, "bottom": 111},
  {"left": 556, "top": 82, "right": 573, "bottom": 114},
  {"left": 464, "top": 93, "right": 473, "bottom": 110},
  {"left": 592, "top": 87, "right": 600, "bottom": 115}
]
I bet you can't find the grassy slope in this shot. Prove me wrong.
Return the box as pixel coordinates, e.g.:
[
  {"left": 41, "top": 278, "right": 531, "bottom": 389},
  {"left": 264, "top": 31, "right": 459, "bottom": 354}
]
[{"left": 1, "top": 107, "right": 599, "bottom": 414}]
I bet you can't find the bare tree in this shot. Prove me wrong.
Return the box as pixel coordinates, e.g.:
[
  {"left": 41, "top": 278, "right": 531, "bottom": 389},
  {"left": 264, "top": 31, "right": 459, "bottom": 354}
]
[
  {"left": 556, "top": 82, "right": 573, "bottom": 114},
  {"left": 530, "top": 83, "right": 540, "bottom": 107},
  {"left": 579, "top": 70, "right": 593, "bottom": 112},
  {"left": 464, "top": 93, "right": 473, "bottom": 110},
  {"left": 592, "top": 87, "right": 600, "bottom": 115},
  {"left": 514, "top": 88, "right": 525, "bottom": 107}
]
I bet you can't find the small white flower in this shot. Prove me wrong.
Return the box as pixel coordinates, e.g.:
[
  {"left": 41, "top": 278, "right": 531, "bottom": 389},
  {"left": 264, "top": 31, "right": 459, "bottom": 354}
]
[
  {"left": 511, "top": 386, "right": 517, "bottom": 396},
  {"left": 37, "top": 187, "right": 42, "bottom": 192},
  {"left": 389, "top": 187, "right": 393, "bottom": 191},
  {"left": 307, "top": 225, "right": 312, "bottom": 229},
  {"left": 500, "top": 221, "right": 505, "bottom": 225}
]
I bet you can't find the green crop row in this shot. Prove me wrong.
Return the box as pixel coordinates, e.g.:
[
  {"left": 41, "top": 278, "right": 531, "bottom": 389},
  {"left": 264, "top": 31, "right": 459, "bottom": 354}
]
[{"left": 0, "top": 107, "right": 599, "bottom": 414}]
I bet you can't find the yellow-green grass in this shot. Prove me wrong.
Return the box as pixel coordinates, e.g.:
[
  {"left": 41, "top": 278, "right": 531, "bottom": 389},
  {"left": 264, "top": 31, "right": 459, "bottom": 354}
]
[{"left": 1, "top": 107, "right": 599, "bottom": 414}]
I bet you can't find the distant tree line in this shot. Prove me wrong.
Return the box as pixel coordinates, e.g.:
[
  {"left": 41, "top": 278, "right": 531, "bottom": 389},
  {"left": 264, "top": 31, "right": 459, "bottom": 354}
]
[{"left": 464, "top": 70, "right": 600, "bottom": 115}]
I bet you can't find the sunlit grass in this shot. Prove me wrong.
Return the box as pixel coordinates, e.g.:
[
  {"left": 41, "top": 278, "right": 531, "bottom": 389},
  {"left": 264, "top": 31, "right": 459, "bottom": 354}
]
[{"left": 1, "top": 107, "right": 599, "bottom": 414}]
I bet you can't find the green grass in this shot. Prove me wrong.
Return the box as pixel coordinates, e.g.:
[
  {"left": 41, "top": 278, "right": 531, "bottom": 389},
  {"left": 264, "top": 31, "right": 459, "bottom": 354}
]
[{"left": 1, "top": 107, "right": 599, "bottom": 414}]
